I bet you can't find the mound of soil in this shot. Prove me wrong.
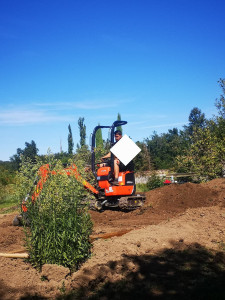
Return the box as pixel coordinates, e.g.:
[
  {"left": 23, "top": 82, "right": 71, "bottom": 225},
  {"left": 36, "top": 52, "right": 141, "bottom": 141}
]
[
  {"left": 145, "top": 181, "right": 221, "bottom": 210},
  {"left": 0, "top": 178, "right": 225, "bottom": 299},
  {"left": 90, "top": 180, "right": 224, "bottom": 234}
]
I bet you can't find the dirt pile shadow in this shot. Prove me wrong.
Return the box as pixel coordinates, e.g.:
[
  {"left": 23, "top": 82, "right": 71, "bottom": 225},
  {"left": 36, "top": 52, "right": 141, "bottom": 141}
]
[
  {"left": 61, "top": 242, "right": 225, "bottom": 300},
  {"left": 0, "top": 280, "right": 48, "bottom": 300}
]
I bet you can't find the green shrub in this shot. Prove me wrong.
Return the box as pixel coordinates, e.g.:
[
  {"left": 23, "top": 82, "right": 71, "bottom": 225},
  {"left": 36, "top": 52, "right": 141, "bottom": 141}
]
[
  {"left": 146, "top": 174, "right": 165, "bottom": 190},
  {"left": 0, "top": 166, "right": 17, "bottom": 209},
  {"left": 16, "top": 155, "right": 93, "bottom": 271},
  {"left": 136, "top": 183, "right": 149, "bottom": 193},
  {"left": 0, "top": 184, "right": 17, "bottom": 209},
  {"left": 0, "top": 166, "right": 15, "bottom": 186}
]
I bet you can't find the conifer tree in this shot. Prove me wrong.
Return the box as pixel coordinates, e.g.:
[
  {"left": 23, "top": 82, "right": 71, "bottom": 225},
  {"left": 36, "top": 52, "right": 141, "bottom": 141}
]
[
  {"left": 68, "top": 124, "right": 74, "bottom": 154},
  {"left": 78, "top": 117, "right": 86, "bottom": 148},
  {"left": 116, "top": 113, "right": 122, "bottom": 134}
]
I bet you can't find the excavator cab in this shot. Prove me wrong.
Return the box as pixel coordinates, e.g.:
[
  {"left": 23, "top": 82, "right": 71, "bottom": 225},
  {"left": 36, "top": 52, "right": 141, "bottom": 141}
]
[{"left": 91, "top": 120, "right": 145, "bottom": 210}]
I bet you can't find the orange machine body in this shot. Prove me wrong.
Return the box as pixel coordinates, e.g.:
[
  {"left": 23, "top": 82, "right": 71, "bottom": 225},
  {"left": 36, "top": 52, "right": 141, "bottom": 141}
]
[{"left": 97, "top": 166, "right": 134, "bottom": 196}]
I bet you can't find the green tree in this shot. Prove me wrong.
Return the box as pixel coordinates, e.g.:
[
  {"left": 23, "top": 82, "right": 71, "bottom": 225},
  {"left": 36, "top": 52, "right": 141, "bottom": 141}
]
[
  {"left": 214, "top": 78, "right": 225, "bottom": 176},
  {"left": 134, "top": 141, "right": 152, "bottom": 171},
  {"left": 176, "top": 125, "right": 222, "bottom": 180},
  {"left": 184, "top": 107, "right": 206, "bottom": 136},
  {"left": 77, "top": 117, "right": 86, "bottom": 148},
  {"left": 145, "top": 128, "right": 187, "bottom": 170},
  {"left": 215, "top": 78, "right": 225, "bottom": 119},
  {"left": 96, "top": 124, "right": 104, "bottom": 148},
  {"left": 75, "top": 145, "right": 91, "bottom": 165},
  {"left": 10, "top": 140, "right": 39, "bottom": 170},
  {"left": 54, "top": 151, "right": 71, "bottom": 166},
  {"left": 68, "top": 124, "right": 74, "bottom": 155},
  {"left": 0, "top": 165, "right": 15, "bottom": 186},
  {"left": 23, "top": 141, "right": 39, "bottom": 160},
  {"left": 116, "top": 113, "right": 122, "bottom": 133},
  {"left": 176, "top": 79, "right": 225, "bottom": 179}
]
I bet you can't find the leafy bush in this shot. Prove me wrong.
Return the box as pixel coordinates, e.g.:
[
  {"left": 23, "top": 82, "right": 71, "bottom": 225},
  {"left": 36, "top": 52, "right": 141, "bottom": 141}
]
[
  {"left": 0, "top": 166, "right": 17, "bottom": 209},
  {"left": 16, "top": 155, "right": 93, "bottom": 271},
  {"left": 0, "top": 166, "right": 15, "bottom": 186},
  {"left": 136, "top": 183, "right": 149, "bottom": 193},
  {"left": 0, "top": 184, "right": 16, "bottom": 209},
  {"left": 146, "top": 174, "right": 164, "bottom": 190}
]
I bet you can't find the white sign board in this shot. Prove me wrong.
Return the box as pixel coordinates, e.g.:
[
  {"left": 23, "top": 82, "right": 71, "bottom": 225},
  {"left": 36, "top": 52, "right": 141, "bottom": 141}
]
[{"left": 110, "top": 134, "right": 141, "bottom": 166}]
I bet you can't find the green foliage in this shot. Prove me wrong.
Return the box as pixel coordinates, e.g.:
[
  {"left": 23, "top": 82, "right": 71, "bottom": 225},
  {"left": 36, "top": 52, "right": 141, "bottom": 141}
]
[
  {"left": 68, "top": 124, "right": 74, "bottom": 155},
  {"left": 0, "top": 184, "right": 17, "bottom": 210},
  {"left": 96, "top": 125, "right": 104, "bottom": 149},
  {"left": 146, "top": 174, "right": 164, "bottom": 190},
  {"left": 16, "top": 155, "right": 93, "bottom": 270},
  {"left": 0, "top": 160, "right": 15, "bottom": 172},
  {"left": 0, "top": 165, "right": 17, "bottom": 209},
  {"left": 14, "top": 156, "right": 43, "bottom": 208},
  {"left": 176, "top": 79, "right": 225, "bottom": 181},
  {"left": 145, "top": 128, "right": 188, "bottom": 170},
  {"left": 184, "top": 107, "right": 206, "bottom": 136},
  {"left": 10, "top": 140, "right": 39, "bottom": 170},
  {"left": 134, "top": 141, "right": 151, "bottom": 171},
  {"left": 215, "top": 78, "right": 225, "bottom": 119},
  {"left": 176, "top": 124, "right": 224, "bottom": 181},
  {"left": 0, "top": 165, "right": 15, "bottom": 186},
  {"left": 53, "top": 152, "right": 72, "bottom": 166},
  {"left": 214, "top": 79, "right": 225, "bottom": 177},
  {"left": 78, "top": 117, "right": 86, "bottom": 148},
  {"left": 75, "top": 145, "right": 91, "bottom": 166},
  {"left": 95, "top": 147, "right": 106, "bottom": 164},
  {"left": 116, "top": 113, "right": 122, "bottom": 134},
  {"left": 94, "top": 138, "right": 111, "bottom": 167},
  {"left": 136, "top": 183, "right": 149, "bottom": 193}
]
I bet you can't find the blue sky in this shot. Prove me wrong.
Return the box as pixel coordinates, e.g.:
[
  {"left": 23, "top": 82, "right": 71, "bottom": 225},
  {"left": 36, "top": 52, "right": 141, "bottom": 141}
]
[{"left": 0, "top": 0, "right": 225, "bottom": 161}]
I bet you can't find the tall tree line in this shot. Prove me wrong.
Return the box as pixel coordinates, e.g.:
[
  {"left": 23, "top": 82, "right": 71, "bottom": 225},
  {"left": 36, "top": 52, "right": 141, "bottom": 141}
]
[{"left": 7, "top": 80, "right": 225, "bottom": 181}]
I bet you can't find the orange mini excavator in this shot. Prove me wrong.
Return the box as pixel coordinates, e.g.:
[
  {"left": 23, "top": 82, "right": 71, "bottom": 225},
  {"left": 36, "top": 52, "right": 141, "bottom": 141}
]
[
  {"left": 13, "top": 120, "right": 145, "bottom": 224},
  {"left": 90, "top": 120, "right": 145, "bottom": 210}
]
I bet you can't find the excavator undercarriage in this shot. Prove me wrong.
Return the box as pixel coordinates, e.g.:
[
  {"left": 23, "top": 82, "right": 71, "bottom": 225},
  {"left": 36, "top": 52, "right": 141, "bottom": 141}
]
[{"left": 91, "top": 195, "right": 145, "bottom": 211}]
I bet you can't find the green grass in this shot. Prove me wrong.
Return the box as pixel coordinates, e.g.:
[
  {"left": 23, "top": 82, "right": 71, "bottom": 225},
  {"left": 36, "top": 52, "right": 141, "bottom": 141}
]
[
  {"left": 0, "top": 184, "right": 18, "bottom": 212},
  {"left": 136, "top": 183, "right": 149, "bottom": 193}
]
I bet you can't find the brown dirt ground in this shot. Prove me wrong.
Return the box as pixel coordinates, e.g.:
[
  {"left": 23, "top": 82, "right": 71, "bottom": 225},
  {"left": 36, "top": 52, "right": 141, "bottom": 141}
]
[{"left": 0, "top": 178, "right": 225, "bottom": 299}]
